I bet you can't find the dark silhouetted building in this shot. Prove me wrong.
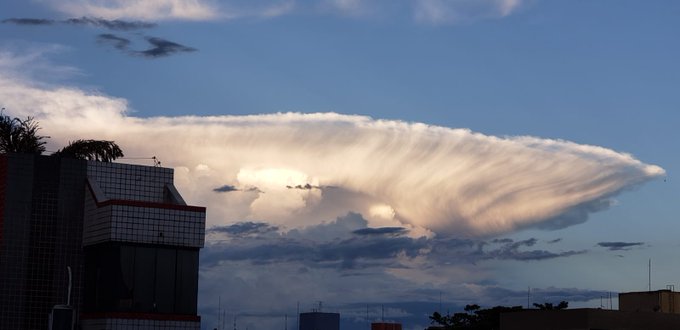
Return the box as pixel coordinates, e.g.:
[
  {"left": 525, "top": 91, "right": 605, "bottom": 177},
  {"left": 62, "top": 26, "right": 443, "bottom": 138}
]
[
  {"left": 0, "top": 153, "right": 205, "bottom": 329},
  {"left": 500, "top": 308, "right": 680, "bottom": 330},
  {"left": 619, "top": 289, "right": 680, "bottom": 313},
  {"left": 299, "top": 311, "right": 340, "bottom": 330},
  {"left": 371, "top": 322, "right": 402, "bottom": 330}
]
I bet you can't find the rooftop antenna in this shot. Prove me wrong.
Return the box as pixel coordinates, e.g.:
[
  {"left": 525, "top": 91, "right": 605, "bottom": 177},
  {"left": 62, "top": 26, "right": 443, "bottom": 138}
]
[
  {"left": 285, "top": 314, "right": 287, "bottom": 330},
  {"left": 297, "top": 302, "right": 300, "bottom": 330},
  {"left": 381, "top": 305, "right": 384, "bottom": 322},
  {"left": 527, "top": 287, "right": 530, "bottom": 309},
  {"left": 218, "top": 296, "right": 221, "bottom": 330},
  {"left": 649, "top": 258, "right": 652, "bottom": 292},
  {"left": 152, "top": 156, "right": 161, "bottom": 167}
]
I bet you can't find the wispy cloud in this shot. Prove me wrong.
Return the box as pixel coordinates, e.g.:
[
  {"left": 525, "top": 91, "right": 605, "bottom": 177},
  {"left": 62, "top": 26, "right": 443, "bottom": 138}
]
[
  {"left": 48, "top": 0, "right": 222, "bottom": 21},
  {"left": 34, "top": 0, "right": 530, "bottom": 23},
  {"left": 597, "top": 241, "right": 645, "bottom": 251},
  {"left": 3, "top": 17, "right": 156, "bottom": 30},
  {"left": 414, "top": 0, "right": 527, "bottom": 24},
  {"left": 97, "top": 33, "right": 196, "bottom": 58}
]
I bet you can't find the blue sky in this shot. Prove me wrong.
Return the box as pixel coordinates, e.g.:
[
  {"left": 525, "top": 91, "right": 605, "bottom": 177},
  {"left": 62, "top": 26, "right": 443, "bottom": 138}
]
[{"left": 1, "top": 1, "right": 679, "bottom": 329}]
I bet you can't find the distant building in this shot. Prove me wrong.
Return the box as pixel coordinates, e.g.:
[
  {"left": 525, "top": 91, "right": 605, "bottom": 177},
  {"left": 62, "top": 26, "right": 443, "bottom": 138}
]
[
  {"left": 619, "top": 290, "right": 680, "bottom": 313},
  {"left": 371, "top": 322, "right": 402, "bottom": 330},
  {"left": 299, "top": 311, "right": 340, "bottom": 330},
  {"left": 0, "top": 153, "right": 206, "bottom": 329},
  {"left": 500, "top": 308, "right": 680, "bottom": 330}
]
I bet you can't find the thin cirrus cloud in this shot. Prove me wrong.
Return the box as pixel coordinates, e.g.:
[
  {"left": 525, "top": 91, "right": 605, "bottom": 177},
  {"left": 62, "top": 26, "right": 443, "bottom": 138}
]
[
  {"left": 0, "top": 49, "right": 665, "bottom": 238},
  {"left": 38, "top": 0, "right": 530, "bottom": 23}
]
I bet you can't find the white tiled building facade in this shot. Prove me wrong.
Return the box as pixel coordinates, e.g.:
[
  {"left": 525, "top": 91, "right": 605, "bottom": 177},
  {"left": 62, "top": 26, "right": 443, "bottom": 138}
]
[{"left": 81, "top": 161, "right": 205, "bottom": 330}]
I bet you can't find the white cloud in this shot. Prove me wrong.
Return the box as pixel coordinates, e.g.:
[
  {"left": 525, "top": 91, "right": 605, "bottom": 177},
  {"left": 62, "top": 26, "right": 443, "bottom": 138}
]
[
  {"left": 0, "top": 49, "right": 664, "bottom": 238},
  {"left": 38, "top": 0, "right": 529, "bottom": 23},
  {"left": 414, "top": 0, "right": 527, "bottom": 24},
  {"left": 44, "top": 0, "right": 295, "bottom": 21}
]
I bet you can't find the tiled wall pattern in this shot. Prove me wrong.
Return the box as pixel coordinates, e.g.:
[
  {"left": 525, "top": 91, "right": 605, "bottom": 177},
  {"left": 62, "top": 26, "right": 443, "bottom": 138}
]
[
  {"left": 83, "top": 161, "right": 205, "bottom": 248},
  {"left": 0, "top": 154, "right": 87, "bottom": 329},
  {"left": 87, "top": 162, "right": 174, "bottom": 203},
  {"left": 83, "top": 202, "right": 205, "bottom": 248},
  {"left": 81, "top": 318, "right": 200, "bottom": 330}
]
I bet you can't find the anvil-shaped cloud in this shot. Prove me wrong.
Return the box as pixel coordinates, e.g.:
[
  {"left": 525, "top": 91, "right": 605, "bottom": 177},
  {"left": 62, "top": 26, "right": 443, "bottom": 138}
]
[{"left": 0, "top": 50, "right": 664, "bottom": 238}]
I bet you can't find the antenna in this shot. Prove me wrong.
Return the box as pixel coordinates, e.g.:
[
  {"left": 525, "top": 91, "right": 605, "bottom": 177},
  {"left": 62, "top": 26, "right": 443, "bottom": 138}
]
[
  {"left": 649, "top": 258, "right": 652, "bottom": 292},
  {"left": 439, "top": 291, "right": 442, "bottom": 313},
  {"left": 152, "top": 156, "right": 161, "bottom": 167},
  {"left": 527, "top": 287, "right": 530, "bottom": 309},
  {"left": 381, "top": 305, "right": 384, "bottom": 322},
  {"left": 297, "top": 302, "right": 300, "bottom": 330},
  {"left": 366, "top": 305, "right": 369, "bottom": 330},
  {"left": 285, "top": 314, "right": 288, "bottom": 330},
  {"left": 218, "top": 296, "right": 221, "bottom": 330}
]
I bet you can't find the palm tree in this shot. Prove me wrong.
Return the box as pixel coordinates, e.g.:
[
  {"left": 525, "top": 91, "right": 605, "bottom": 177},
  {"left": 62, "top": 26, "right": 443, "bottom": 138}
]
[
  {"left": 53, "top": 139, "right": 124, "bottom": 162},
  {"left": 0, "top": 111, "right": 47, "bottom": 154},
  {"left": 1, "top": 110, "right": 124, "bottom": 162}
]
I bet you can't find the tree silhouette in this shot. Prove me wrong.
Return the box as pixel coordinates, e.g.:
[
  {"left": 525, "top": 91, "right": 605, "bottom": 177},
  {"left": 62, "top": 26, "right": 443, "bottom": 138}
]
[
  {"left": 533, "top": 301, "right": 568, "bottom": 310},
  {"left": 0, "top": 112, "right": 47, "bottom": 154},
  {"left": 0, "top": 110, "right": 123, "bottom": 162},
  {"left": 429, "top": 304, "right": 523, "bottom": 330},
  {"left": 53, "top": 139, "right": 124, "bottom": 162}
]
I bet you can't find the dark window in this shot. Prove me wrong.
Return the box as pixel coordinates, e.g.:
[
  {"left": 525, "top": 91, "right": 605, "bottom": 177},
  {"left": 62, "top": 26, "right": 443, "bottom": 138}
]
[{"left": 84, "top": 243, "right": 198, "bottom": 314}]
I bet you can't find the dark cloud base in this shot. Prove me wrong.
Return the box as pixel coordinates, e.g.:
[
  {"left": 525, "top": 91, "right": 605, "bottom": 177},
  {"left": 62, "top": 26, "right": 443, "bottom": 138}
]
[
  {"left": 203, "top": 214, "right": 588, "bottom": 271},
  {"left": 98, "top": 33, "right": 197, "bottom": 58},
  {"left": 597, "top": 241, "right": 645, "bottom": 251}
]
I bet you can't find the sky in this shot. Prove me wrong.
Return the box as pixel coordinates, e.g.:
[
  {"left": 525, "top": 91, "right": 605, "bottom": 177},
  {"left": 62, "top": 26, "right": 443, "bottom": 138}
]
[{"left": 1, "top": 0, "right": 679, "bottom": 329}]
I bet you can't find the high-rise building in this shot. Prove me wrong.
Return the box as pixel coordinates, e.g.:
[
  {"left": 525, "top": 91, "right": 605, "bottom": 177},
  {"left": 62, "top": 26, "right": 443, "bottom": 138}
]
[{"left": 0, "top": 153, "right": 206, "bottom": 329}]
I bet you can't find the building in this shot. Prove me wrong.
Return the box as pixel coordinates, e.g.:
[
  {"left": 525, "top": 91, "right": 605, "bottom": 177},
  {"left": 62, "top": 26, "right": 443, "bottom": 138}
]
[
  {"left": 619, "top": 289, "right": 680, "bottom": 313},
  {"left": 0, "top": 153, "right": 206, "bottom": 329},
  {"left": 299, "top": 312, "right": 340, "bottom": 330},
  {"left": 500, "top": 308, "right": 680, "bottom": 330},
  {"left": 371, "top": 322, "right": 402, "bottom": 330}
]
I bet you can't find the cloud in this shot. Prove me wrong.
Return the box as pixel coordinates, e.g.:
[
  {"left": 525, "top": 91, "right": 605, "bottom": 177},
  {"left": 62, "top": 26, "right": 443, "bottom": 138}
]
[
  {"left": 97, "top": 33, "right": 197, "bottom": 58},
  {"left": 137, "top": 37, "right": 197, "bottom": 57},
  {"left": 47, "top": 0, "right": 222, "bottom": 21},
  {"left": 414, "top": 0, "right": 527, "bottom": 24},
  {"left": 208, "top": 221, "right": 279, "bottom": 237},
  {"left": 3, "top": 17, "right": 156, "bottom": 30},
  {"left": 353, "top": 227, "right": 407, "bottom": 236},
  {"left": 65, "top": 17, "right": 156, "bottom": 30},
  {"left": 34, "top": 0, "right": 528, "bottom": 23},
  {"left": 213, "top": 184, "right": 240, "bottom": 193},
  {"left": 2, "top": 18, "right": 54, "bottom": 26},
  {"left": 597, "top": 241, "right": 645, "bottom": 251},
  {"left": 0, "top": 49, "right": 665, "bottom": 237},
  {"left": 43, "top": 0, "right": 295, "bottom": 21},
  {"left": 98, "top": 33, "right": 131, "bottom": 50}
]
